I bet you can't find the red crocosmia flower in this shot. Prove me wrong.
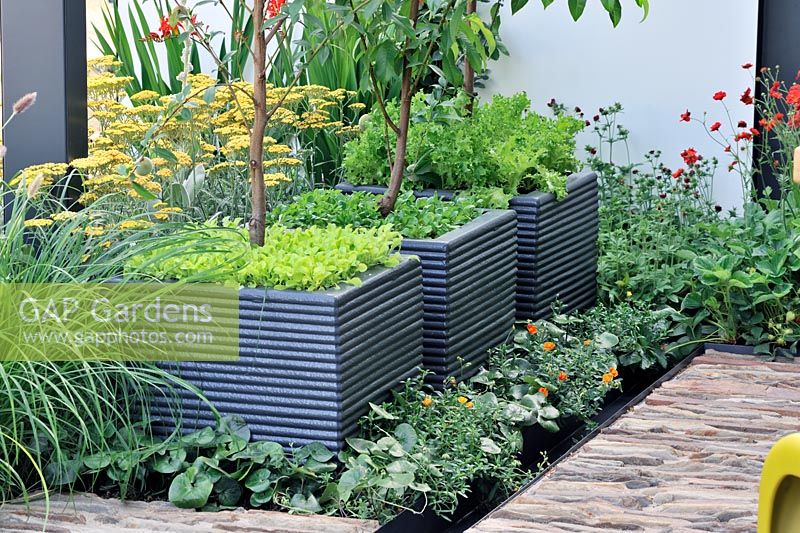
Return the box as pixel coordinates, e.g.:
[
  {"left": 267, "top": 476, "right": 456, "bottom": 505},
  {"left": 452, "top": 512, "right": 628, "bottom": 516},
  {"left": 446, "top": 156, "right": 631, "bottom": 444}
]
[
  {"left": 770, "top": 81, "right": 783, "bottom": 100},
  {"left": 681, "top": 148, "right": 700, "bottom": 166},
  {"left": 710, "top": 121, "right": 721, "bottom": 132},
  {"left": 787, "top": 85, "right": 800, "bottom": 107},
  {"left": 740, "top": 88, "right": 754, "bottom": 105},
  {"left": 267, "top": 0, "right": 287, "bottom": 17},
  {"left": 742, "top": 63, "right": 753, "bottom": 69},
  {"left": 713, "top": 91, "right": 727, "bottom": 101},
  {"left": 680, "top": 110, "right": 691, "bottom": 122},
  {"left": 159, "top": 16, "right": 175, "bottom": 38},
  {"left": 672, "top": 168, "right": 685, "bottom": 179},
  {"left": 738, "top": 120, "right": 748, "bottom": 128}
]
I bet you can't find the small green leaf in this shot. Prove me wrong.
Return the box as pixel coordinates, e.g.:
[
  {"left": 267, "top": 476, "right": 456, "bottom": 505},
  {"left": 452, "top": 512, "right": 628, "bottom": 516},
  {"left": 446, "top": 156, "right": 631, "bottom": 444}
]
[{"left": 369, "top": 402, "right": 397, "bottom": 420}]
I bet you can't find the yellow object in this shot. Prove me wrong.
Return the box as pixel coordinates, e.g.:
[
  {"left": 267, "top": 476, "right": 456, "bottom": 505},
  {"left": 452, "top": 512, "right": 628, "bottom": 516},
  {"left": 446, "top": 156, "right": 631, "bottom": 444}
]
[
  {"left": 759, "top": 433, "right": 800, "bottom": 532},
  {"left": 793, "top": 147, "right": 800, "bottom": 184}
]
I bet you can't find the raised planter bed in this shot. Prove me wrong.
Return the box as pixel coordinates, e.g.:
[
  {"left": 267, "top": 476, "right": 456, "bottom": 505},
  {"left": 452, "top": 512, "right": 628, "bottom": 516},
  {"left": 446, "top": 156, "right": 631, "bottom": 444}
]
[
  {"left": 150, "top": 257, "right": 424, "bottom": 451},
  {"left": 510, "top": 171, "right": 598, "bottom": 320},
  {"left": 330, "top": 187, "right": 517, "bottom": 384},
  {"left": 401, "top": 210, "right": 517, "bottom": 383},
  {"left": 337, "top": 171, "right": 599, "bottom": 323}
]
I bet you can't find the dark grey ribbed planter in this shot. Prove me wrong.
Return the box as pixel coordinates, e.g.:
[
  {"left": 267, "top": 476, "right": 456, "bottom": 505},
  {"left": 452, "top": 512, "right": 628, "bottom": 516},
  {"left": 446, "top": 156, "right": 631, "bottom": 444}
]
[
  {"left": 337, "top": 172, "right": 598, "bottom": 322},
  {"left": 151, "top": 258, "right": 423, "bottom": 451},
  {"left": 400, "top": 210, "right": 517, "bottom": 383},
  {"left": 510, "top": 171, "right": 598, "bottom": 320}
]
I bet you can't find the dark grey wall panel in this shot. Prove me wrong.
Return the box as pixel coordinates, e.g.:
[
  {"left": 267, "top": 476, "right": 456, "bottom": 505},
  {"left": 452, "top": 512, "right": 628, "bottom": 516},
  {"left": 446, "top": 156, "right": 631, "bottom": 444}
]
[
  {"left": 151, "top": 258, "right": 424, "bottom": 451},
  {"left": 510, "top": 172, "right": 599, "bottom": 321},
  {"left": 0, "top": 0, "right": 87, "bottom": 218}
]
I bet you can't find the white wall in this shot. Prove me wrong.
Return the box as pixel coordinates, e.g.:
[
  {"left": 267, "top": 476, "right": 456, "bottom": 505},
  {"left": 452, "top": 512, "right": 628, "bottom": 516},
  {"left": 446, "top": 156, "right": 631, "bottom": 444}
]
[{"left": 480, "top": 0, "right": 759, "bottom": 211}]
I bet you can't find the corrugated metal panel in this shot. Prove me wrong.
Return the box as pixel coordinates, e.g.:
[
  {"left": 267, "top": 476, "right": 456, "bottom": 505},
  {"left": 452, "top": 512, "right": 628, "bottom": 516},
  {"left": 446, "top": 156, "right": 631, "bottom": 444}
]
[
  {"left": 400, "top": 210, "right": 517, "bottom": 384},
  {"left": 151, "top": 258, "right": 424, "bottom": 451},
  {"left": 510, "top": 171, "right": 599, "bottom": 321}
]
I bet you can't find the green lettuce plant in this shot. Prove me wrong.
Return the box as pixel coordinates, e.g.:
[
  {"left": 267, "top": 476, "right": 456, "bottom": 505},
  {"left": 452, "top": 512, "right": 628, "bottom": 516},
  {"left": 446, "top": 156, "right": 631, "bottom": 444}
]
[
  {"left": 126, "top": 220, "right": 403, "bottom": 291},
  {"left": 343, "top": 93, "right": 584, "bottom": 202}
]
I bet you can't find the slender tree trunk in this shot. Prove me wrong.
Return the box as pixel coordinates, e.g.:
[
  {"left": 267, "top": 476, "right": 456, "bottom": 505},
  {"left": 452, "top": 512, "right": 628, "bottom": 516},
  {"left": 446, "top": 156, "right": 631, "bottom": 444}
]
[
  {"left": 463, "top": 0, "right": 477, "bottom": 114},
  {"left": 378, "top": 0, "right": 420, "bottom": 216},
  {"left": 249, "top": 0, "right": 268, "bottom": 246}
]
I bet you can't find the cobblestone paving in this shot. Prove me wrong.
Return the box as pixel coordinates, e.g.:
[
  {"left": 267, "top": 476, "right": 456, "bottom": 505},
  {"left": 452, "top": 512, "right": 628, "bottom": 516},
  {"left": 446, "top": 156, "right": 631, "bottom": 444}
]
[
  {"left": 471, "top": 351, "right": 800, "bottom": 532},
  {"left": 0, "top": 493, "right": 378, "bottom": 533}
]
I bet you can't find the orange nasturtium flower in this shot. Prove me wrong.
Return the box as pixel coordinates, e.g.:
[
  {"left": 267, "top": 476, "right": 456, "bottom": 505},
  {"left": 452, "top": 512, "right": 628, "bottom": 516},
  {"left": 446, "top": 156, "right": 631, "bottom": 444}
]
[
  {"left": 583, "top": 339, "right": 592, "bottom": 347},
  {"left": 610, "top": 367, "right": 619, "bottom": 378},
  {"left": 457, "top": 396, "right": 468, "bottom": 404},
  {"left": 421, "top": 396, "right": 433, "bottom": 407},
  {"left": 527, "top": 323, "right": 538, "bottom": 335},
  {"left": 558, "top": 371, "right": 568, "bottom": 381},
  {"left": 538, "top": 387, "right": 549, "bottom": 397},
  {"left": 466, "top": 402, "right": 474, "bottom": 409},
  {"left": 602, "top": 373, "right": 613, "bottom": 384},
  {"left": 543, "top": 341, "right": 556, "bottom": 351}
]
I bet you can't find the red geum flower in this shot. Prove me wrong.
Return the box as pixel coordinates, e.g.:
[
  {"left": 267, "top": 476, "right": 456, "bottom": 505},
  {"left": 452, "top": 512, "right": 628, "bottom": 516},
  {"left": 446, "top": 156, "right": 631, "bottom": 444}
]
[
  {"left": 710, "top": 121, "right": 721, "bottom": 132},
  {"left": 558, "top": 371, "right": 568, "bottom": 381},
  {"left": 681, "top": 147, "right": 700, "bottom": 166},
  {"left": 770, "top": 81, "right": 783, "bottom": 100},
  {"left": 738, "top": 120, "right": 748, "bottom": 128},
  {"left": 741, "top": 88, "right": 754, "bottom": 105},
  {"left": 672, "top": 168, "right": 685, "bottom": 179},
  {"left": 713, "top": 91, "right": 727, "bottom": 101},
  {"left": 735, "top": 131, "right": 753, "bottom": 141},
  {"left": 680, "top": 110, "right": 691, "bottom": 122},
  {"left": 787, "top": 85, "right": 800, "bottom": 107},
  {"left": 750, "top": 127, "right": 760, "bottom": 136},
  {"left": 742, "top": 63, "right": 753, "bottom": 69}
]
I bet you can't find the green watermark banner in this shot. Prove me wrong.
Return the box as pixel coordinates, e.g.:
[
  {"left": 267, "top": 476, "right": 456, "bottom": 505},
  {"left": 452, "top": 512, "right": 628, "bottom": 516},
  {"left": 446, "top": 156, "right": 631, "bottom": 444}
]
[{"left": 0, "top": 283, "right": 240, "bottom": 361}]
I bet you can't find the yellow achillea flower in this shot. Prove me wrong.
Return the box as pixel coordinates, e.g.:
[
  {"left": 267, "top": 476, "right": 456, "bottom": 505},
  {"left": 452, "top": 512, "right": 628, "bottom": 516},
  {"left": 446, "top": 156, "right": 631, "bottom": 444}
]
[
  {"left": 266, "top": 144, "right": 292, "bottom": 155},
  {"left": 87, "top": 55, "right": 121, "bottom": 69},
  {"left": 118, "top": 220, "right": 154, "bottom": 231},
  {"left": 263, "top": 172, "right": 290, "bottom": 186},
  {"left": 84, "top": 225, "right": 106, "bottom": 237},
  {"left": 223, "top": 135, "right": 251, "bottom": 156},
  {"left": 154, "top": 207, "right": 183, "bottom": 221},
  {"left": 130, "top": 90, "right": 160, "bottom": 101},
  {"left": 24, "top": 218, "right": 54, "bottom": 228},
  {"left": 265, "top": 157, "right": 302, "bottom": 168},
  {"left": 50, "top": 211, "right": 77, "bottom": 222}
]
